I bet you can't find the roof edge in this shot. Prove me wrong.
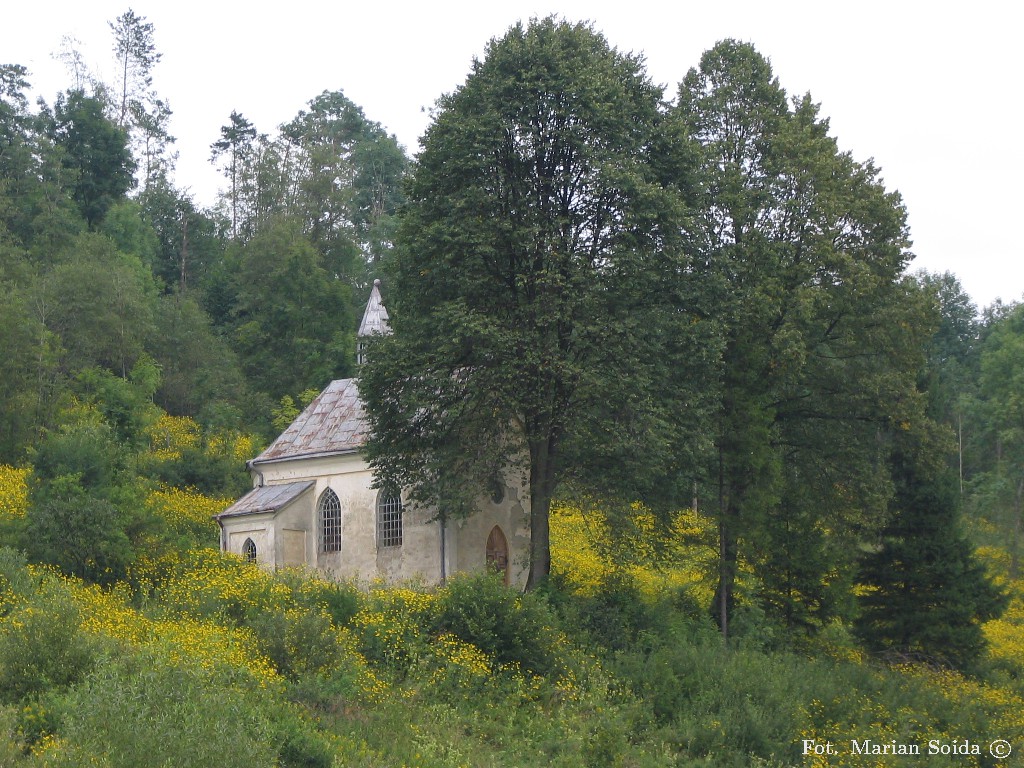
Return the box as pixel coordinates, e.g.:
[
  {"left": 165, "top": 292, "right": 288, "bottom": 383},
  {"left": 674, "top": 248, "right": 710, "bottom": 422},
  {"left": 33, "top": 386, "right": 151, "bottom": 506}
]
[{"left": 251, "top": 448, "right": 361, "bottom": 466}]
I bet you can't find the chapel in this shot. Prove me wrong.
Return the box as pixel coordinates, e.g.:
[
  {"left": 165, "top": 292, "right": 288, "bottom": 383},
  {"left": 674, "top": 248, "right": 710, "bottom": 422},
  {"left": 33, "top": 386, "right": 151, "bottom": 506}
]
[{"left": 216, "top": 281, "right": 530, "bottom": 587}]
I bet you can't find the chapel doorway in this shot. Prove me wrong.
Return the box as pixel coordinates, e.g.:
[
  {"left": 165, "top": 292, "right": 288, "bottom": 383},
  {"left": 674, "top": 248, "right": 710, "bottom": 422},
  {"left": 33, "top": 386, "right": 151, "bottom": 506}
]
[{"left": 485, "top": 525, "right": 509, "bottom": 585}]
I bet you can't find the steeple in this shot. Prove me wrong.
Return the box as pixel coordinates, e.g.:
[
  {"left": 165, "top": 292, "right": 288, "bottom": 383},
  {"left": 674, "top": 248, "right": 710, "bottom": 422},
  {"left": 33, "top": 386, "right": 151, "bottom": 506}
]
[{"left": 357, "top": 279, "right": 390, "bottom": 365}]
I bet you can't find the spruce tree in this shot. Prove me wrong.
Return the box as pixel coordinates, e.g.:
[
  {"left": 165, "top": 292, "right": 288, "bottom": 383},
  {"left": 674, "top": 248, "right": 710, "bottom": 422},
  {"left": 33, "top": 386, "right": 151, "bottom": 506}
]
[{"left": 855, "top": 424, "right": 1006, "bottom": 670}]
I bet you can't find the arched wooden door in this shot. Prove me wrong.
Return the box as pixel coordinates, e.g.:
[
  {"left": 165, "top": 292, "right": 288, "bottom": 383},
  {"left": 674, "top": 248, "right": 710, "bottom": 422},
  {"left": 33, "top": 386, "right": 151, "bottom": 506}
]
[{"left": 485, "top": 525, "right": 509, "bottom": 585}]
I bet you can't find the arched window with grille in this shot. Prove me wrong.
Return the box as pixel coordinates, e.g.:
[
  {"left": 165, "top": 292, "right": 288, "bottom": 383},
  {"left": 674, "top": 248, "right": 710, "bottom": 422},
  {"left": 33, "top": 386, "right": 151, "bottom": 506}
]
[
  {"left": 318, "top": 488, "right": 342, "bottom": 552},
  {"left": 376, "top": 491, "right": 403, "bottom": 548},
  {"left": 242, "top": 537, "right": 257, "bottom": 564}
]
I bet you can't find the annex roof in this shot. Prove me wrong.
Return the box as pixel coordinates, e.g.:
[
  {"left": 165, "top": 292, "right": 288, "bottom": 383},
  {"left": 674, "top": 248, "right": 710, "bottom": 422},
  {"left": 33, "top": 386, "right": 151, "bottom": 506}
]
[
  {"left": 216, "top": 480, "right": 315, "bottom": 519},
  {"left": 252, "top": 378, "right": 368, "bottom": 464},
  {"left": 358, "top": 279, "right": 390, "bottom": 337}
]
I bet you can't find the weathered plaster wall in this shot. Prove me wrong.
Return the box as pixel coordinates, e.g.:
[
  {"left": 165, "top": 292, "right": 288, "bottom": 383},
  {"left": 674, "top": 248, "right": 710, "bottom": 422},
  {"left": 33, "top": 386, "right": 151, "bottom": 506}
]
[{"left": 230, "top": 453, "right": 530, "bottom": 588}]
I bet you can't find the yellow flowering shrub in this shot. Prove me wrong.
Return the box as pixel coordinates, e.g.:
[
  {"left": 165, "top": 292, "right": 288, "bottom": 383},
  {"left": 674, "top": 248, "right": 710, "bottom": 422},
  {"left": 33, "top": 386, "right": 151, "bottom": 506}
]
[
  {"left": 160, "top": 548, "right": 292, "bottom": 622},
  {"left": 352, "top": 587, "right": 438, "bottom": 671},
  {"left": 69, "top": 578, "right": 280, "bottom": 686},
  {"left": 985, "top": 591, "right": 1024, "bottom": 674},
  {"left": 0, "top": 466, "right": 29, "bottom": 522},
  {"left": 422, "top": 631, "right": 493, "bottom": 691},
  {"left": 145, "top": 414, "right": 201, "bottom": 461},
  {"left": 550, "top": 501, "right": 716, "bottom": 603},
  {"left": 206, "top": 430, "right": 258, "bottom": 463},
  {"left": 145, "top": 485, "right": 228, "bottom": 539}
]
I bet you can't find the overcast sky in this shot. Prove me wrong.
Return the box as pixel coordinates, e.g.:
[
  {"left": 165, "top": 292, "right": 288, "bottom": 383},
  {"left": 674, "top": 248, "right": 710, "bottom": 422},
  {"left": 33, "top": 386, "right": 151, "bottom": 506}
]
[{"left": 5, "top": 1, "right": 1020, "bottom": 309}]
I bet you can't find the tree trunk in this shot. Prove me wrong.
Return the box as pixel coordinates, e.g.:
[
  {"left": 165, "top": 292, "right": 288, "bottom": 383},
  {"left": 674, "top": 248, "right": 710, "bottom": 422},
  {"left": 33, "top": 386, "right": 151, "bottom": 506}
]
[
  {"left": 525, "top": 436, "right": 557, "bottom": 591},
  {"left": 712, "top": 443, "right": 738, "bottom": 643},
  {"left": 526, "top": 486, "right": 551, "bottom": 591},
  {"left": 1012, "top": 476, "right": 1023, "bottom": 579},
  {"left": 713, "top": 507, "right": 739, "bottom": 644}
]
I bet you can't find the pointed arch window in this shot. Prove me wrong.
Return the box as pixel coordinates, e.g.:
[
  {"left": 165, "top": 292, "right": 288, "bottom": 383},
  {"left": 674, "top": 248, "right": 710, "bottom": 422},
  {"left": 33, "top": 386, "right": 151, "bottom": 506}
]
[
  {"left": 242, "top": 537, "right": 257, "bottom": 564},
  {"left": 318, "top": 488, "right": 342, "bottom": 552},
  {"left": 486, "top": 526, "right": 509, "bottom": 585},
  {"left": 376, "top": 491, "right": 403, "bottom": 548}
]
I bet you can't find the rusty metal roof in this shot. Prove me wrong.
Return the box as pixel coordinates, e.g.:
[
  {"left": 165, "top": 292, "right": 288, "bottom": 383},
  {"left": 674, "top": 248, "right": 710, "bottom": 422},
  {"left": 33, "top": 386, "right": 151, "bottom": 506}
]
[
  {"left": 358, "top": 279, "right": 390, "bottom": 337},
  {"left": 253, "top": 378, "right": 368, "bottom": 464},
  {"left": 216, "top": 480, "right": 314, "bottom": 519}
]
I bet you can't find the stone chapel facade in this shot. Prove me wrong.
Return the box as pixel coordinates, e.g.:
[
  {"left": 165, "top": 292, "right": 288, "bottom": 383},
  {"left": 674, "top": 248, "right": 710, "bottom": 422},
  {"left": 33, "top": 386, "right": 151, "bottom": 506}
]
[{"left": 216, "top": 281, "right": 531, "bottom": 588}]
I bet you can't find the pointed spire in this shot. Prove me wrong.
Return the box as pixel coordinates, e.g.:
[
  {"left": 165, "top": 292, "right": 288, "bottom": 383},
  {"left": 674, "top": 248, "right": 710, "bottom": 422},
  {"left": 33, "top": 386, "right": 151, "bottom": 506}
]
[
  {"left": 357, "top": 279, "right": 390, "bottom": 365},
  {"left": 359, "top": 279, "right": 390, "bottom": 337}
]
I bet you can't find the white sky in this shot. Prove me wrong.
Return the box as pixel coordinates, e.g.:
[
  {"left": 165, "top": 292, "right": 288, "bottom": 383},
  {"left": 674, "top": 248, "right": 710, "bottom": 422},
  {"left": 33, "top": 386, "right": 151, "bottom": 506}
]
[{"left": 5, "top": 0, "right": 1020, "bottom": 309}]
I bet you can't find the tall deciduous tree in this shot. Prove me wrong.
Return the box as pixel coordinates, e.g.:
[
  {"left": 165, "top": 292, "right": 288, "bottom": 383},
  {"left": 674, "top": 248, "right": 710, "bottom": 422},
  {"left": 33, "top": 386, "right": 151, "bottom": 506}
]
[
  {"left": 360, "top": 18, "right": 706, "bottom": 589},
  {"left": 281, "top": 89, "right": 407, "bottom": 271},
  {"left": 109, "top": 9, "right": 161, "bottom": 130},
  {"left": 674, "top": 41, "right": 924, "bottom": 637},
  {"left": 972, "top": 302, "right": 1024, "bottom": 575},
  {"left": 230, "top": 219, "right": 354, "bottom": 399},
  {"left": 48, "top": 90, "right": 136, "bottom": 228}
]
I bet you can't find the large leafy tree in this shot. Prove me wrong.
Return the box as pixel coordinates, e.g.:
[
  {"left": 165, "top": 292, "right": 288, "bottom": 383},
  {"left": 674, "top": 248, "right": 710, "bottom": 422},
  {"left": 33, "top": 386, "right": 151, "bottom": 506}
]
[
  {"left": 48, "top": 90, "right": 136, "bottom": 228},
  {"left": 40, "top": 232, "right": 156, "bottom": 378},
  {"left": 229, "top": 219, "right": 354, "bottom": 399},
  {"left": 674, "top": 41, "right": 924, "bottom": 636},
  {"left": 360, "top": 18, "right": 707, "bottom": 589},
  {"left": 281, "top": 90, "right": 407, "bottom": 269},
  {"left": 1, "top": 67, "right": 84, "bottom": 249},
  {"left": 138, "top": 178, "right": 223, "bottom": 293},
  {"left": 970, "top": 302, "right": 1024, "bottom": 575}
]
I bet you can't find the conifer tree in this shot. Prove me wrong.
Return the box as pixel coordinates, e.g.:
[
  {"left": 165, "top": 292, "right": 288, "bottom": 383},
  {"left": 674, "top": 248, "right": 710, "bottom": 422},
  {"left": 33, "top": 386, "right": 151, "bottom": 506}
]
[{"left": 854, "top": 424, "right": 1006, "bottom": 670}]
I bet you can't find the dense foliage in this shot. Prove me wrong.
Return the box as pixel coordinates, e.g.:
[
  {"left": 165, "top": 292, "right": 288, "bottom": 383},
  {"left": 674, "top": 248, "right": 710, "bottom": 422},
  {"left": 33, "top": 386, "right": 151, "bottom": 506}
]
[
  {"left": 360, "top": 18, "right": 711, "bottom": 589},
  {"left": 0, "top": 505, "right": 1022, "bottom": 766},
  {"left": 1, "top": 11, "right": 1023, "bottom": 765}
]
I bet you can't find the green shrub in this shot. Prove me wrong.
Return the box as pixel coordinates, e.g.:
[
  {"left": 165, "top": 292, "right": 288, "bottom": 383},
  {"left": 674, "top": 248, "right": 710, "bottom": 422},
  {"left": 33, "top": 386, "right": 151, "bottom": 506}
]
[
  {"left": 279, "top": 568, "right": 361, "bottom": 626},
  {"left": 431, "top": 573, "right": 563, "bottom": 677},
  {"left": 0, "top": 705, "right": 33, "bottom": 765},
  {"left": 573, "top": 572, "right": 653, "bottom": 651},
  {"left": 22, "top": 477, "right": 137, "bottom": 585},
  {"left": 50, "top": 647, "right": 279, "bottom": 767},
  {"left": 0, "top": 583, "right": 99, "bottom": 702},
  {"left": 0, "top": 547, "right": 35, "bottom": 612},
  {"left": 250, "top": 607, "right": 343, "bottom": 679},
  {"left": 275, "top": 713, "right": 335, "bottom": 768}
]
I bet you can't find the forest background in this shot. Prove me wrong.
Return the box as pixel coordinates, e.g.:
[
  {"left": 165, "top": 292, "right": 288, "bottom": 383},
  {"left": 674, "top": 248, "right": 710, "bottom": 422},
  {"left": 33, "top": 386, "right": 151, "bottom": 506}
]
[{"left": 1, "top": 11, "right": 1024, "bottom": 767}]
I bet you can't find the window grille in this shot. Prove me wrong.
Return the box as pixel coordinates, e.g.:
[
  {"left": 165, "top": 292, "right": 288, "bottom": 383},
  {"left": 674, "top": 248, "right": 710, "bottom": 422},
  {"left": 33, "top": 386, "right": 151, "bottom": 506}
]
[
  {"left": 318, "top": 488, "right": 342, "bottom": 552},
  {"left": 376, "top": 492, "right": 403, "bottom": 548},
  {"left": 243, "top": 538, "right": 257, "bottom": 564}
]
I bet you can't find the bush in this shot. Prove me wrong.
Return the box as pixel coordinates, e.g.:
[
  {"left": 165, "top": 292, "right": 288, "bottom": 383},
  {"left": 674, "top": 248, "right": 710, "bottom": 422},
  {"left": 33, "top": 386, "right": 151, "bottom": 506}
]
[
  {"left": 431, "top": 573, "right": 563, "bottom": 677},
  {"left": 250, "top": 607, "right": 343, "bottom": 679},
  {"left": 47, "top": 647, "right": 280, "bottom": 767},
  {"left": 275, "top": 713, "right": 335, "bottom": 768},
  {"left": 571, "top": 572, "right": 655, "bottom": 651},
  {"left": 0, "top": 547, "right": 34, "bottom": 610},
  {"left": 0, "top": 581, "right": 99, "bottom": 702},
  {"left": 0, "top": 705, "right": 32, "bottom": 765},
  {"left": 279, "top": 568, "right": 361, "bottom": 626}
]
